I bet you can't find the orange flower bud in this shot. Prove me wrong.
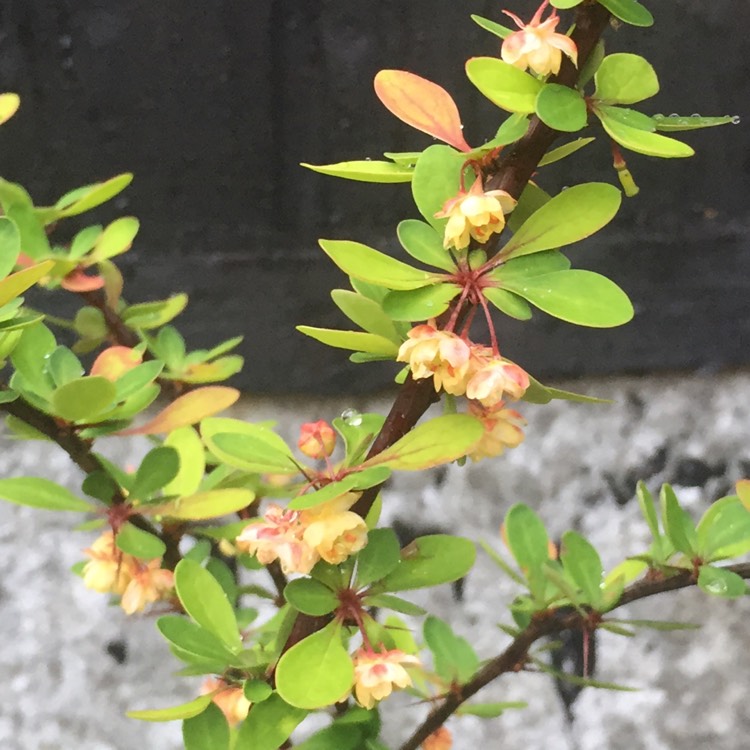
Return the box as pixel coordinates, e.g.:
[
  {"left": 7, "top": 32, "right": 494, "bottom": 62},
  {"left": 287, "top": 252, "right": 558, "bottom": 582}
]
[
  {"left": 201, "top": 678, "right": 251, "bottom": 726},
  {"left": 422, "top": 726, "right": 453, "bottom": 750},
  {"left": 298, "top": 420, "right": 337, "bottom": 459}
]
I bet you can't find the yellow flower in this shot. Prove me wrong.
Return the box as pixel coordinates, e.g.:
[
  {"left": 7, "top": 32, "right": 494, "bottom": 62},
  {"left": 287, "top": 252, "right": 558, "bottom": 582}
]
[
  {"left": 435, "top": 176, "right": 516, "bottom": 251},
  {"left": 301, "top": 492, "right": 368, "bottom": 565},
  {"left": 501, "top": 4, "right": 578, "bottom": 77},
  {"left": 465, "top": 354, "right": 529, "bottom": 407},
  {"left": 236, "top": 505, "right": 319, "bottom": 575},
  {"left": 352, "top": 647, "right": 421, "bottom": 709},
  {"left": 82, "top": 531, "right": 134, "bottom": 596},
  {"left": 468, "top": 401, "right": 526, "bottom": 461},
  {"left": 397, "top": 324, "right": 471, "bottom": 395},
  {"left": 201, "top": 678, "right": 251, "bottom": 726},
  {"left": 120, "top": 560, "right": 174, "bottom": 615},
  {"left": 298, "top": 419, "right": 337, "bottom": 459}
]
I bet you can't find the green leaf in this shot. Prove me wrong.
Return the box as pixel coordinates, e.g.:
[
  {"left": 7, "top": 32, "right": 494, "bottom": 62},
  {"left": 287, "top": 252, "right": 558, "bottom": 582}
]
[
  {"left": 491, "top": 250, "right": 571, "bottom": 282},
  {"left": 51, "top": 376, "right": 117, "bottom": 422},
  {"left": 334, "top": 411, "right": 385, "bottom": 467},
  {"left": 235, "top": 695, "right": 307, "bottom": 750},
  {"left": 174, "top": 559, "right": 241, "bottom": 651},
  {"left": 697, "top": 566, "right": 748, "bottom": 599},
  {"left": 275, "top": 622, "right": 354, "bottom": 709},
  {"left": 47, "top": 174, "right": 133, "bottom": 220},
  {"left": 0, "top": 261, "right": 55, "bottom": 308},
  {"left": 411, "top": 145, "right": 467, "bottom": 232},
  {"left": 382, "top": 284, "right": 460, "bottom": 321},
  {"left": 243, "top": 680, "right": 273, "bottom": 703},
  {"left": 597, "top": 0, "right": 654, "bottom": 27},
  {"left": 596, "top": 105, "right": 655, "bottom": 131},
  {"left": 458, "top": 701, "right": 527, "bottom": 717},
  {"left": 470, "top": 14, "right": 513, "bottom": 40},
  {"left": 636, "top": 481, "right": 664, "bottom": 558},
  {"left": 163, "top": 427, "right": 206, "bottom": 497},
  {"left": 397, "top": 219, "right": 455, "bottom": 272},
  {"left": 0, "top": 179, "right": 52, "bottom": 259},
  {"left": 596, "top": 109, "right": 694, "bottom": 158},
  {"left": 128, "top": 693, "right": 214, "bottom": 722},
  {"left": 0, "top": 217, "right": 20, "bottom": 277},
  {"left": 152, "top": 488, "right": 255, "bottom": 520},
  {"left": 499, "top": 183, "right": 622, "bottom": 260},
  {"left": 482, "top": 287, "right": 532, "bottom": 320},
  {"left": 288, "top": 476, "right": 360, "bottom": 511},
  {"left": 380, "top": 535, "right": 476, "bottom": 592},
  {"left": 465, "top": 58, "right": 543, "bottom": 114},
  {"left": 423, "top": 615, "right": 479, "bottom": 683},
  {"left": 356, "top": 528, "right": 401, "bottom": 587},
  {"left": 560, "top": 531, "right": 604, "bottom": 609},
  {"left": 284, "top": 578, "right": 340, "bottom": 616},
  {"left": 183, "top": 703, "right": 229, "bottom": 750},
  {"left": 297, "top": 326, "right": 399, "bottom": 356},
  {"left": 331, "top": 290, "right": 400, "bottom": 341},
  {"left": 319, "top": 239, "right": 439, "bottom": 291},
  {"left": 606, "top": 618, "right": 700, "bottom": 632},
  {"left": 0, "top": 477, "right": 92, "bottom": 511},
  {"left": 69, "top": 225, "right": 102, "bottom": 260},
  {"left": 89, "top": 217, "right": 140, "bottom": 261},
  {"left": 363, "top": 593, "right": 426, "bottom": 616},
  {"left": 659, "top": 484, "right": 697, "bottom": 557},
  {"left": 294, "top": 724, "right": 364, "bottom": 750},
  {"left": 652, "top": 114, "right": 737, "bottom": 132},
  {"left": 116, "top": 522, "right": 167, "bottom": 559},
  {"left": 131, "top": 446, "right": 180, "bottom": 500},
  {"left": 594, "top": 53, "right": 659, "bottom": 105},
  {"left": 157, "top": 616, "right": 238, "bottom": 664},
  {"left": 538, "top": 138, "right": 596, "bottom": 167},
  {"left": 122, "top": 294, "right": 188, "bottom": 330},
  {"left": 302, "top": 160, "right": 413, "bottom": 183},
  {"left": 500, "top": 270, "right": 634, "bottom": 328},
  {"left": 535, "top": 84, "right": 587, "bottom": 132},
  {"left": 362, "top": 414, "right": 483, "bottom": 471},
  {"left": 47, "top": 346, "right": 84, "bottom": 387},
  {"left": 508, "top": 182, "right": 550, "bottom": 233},
  {"left": 504, "top": 504, "right": 550, "bottom": 574},
  {"left": 696, "top": 496, "right": 750, "bottom": 561}
]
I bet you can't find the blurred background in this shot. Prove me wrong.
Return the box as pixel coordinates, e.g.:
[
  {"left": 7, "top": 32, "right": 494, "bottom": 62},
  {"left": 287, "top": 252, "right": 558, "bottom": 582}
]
[{"left": 0, "top": 0, "right": 747, "bottom": 393}]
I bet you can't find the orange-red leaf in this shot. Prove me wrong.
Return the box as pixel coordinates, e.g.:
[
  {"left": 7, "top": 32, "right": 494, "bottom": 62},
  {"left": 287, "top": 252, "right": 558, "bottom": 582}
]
[
  {"left": 61, "top": 268, "right": 105, "bottom": 292},
  {"left": 374, "top": 70, "right": 472, "bottom": 152},
  {"left": 117, "top": 386, "right": 239, "bottom": 436},
  {"left": 91, "top": 346, "right": 143, "bottom": 381}
]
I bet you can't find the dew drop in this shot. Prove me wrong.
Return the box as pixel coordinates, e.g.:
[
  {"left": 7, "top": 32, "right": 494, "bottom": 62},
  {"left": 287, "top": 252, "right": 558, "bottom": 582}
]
[
  {"left": 691, "top": 113, "right": 701, "bottom": 118},
  {"left": 341, "top": 408, "right": 362, "bottom": 426},
  {"left": 653, "top": 113, "right": 665, "bottom": 120},
  {"left": 732, "top": 115, "right": 741, "bottom": 125},
  {"left": 669, "top": 113, "right": 679, "bottom": 118}
]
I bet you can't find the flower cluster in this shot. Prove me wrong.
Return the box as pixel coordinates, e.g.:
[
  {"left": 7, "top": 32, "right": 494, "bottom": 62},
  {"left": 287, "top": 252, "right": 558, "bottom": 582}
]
[
  {"left": 501, "top": 3, "right": 578, "bottom": 77},
  {"left": 82, "top": 531, "right": 174, "bottom": 615},
  {"left": 352, "top": 647, "right": 421, "bottom": 709},
  {"left": 236, "top": 492, "right": 368, "bottom": 575},
  {"left": 397, "top": 325, "right": 529, "bottom": 408},
  {"left": 435, "top": 176, "right": 516, "bottom": 251}
]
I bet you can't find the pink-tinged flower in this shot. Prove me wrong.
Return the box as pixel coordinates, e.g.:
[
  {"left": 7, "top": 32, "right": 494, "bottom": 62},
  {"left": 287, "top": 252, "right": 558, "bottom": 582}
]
[
  {"left": 236, "top": 504, "right": 318, "bottom": 575},
  {"left": 397, "top": 325, "right": 471, "bottom": 395},
  {"left": 435, "top": 176, "right": 516, "bottom": 251},
  {"left": 120, "top": 560, "right": 174, "bottom": 615},
  {"left": 82, "top": 532, "right": 134, "bottom": 595},
  {"left": 301, "top": 492, "right": 368, "bottom": 565},
  {"left": 298, "top": 420, "right": 336, "bottom": 459},
  {"left": 201, "top": 678, "right": 251, "bottom": 726},
  {"left": 501, "top": 3, "right": 578, "bottom": 77},
  {"left": 352, "top": 647, "right": 421, "bottom": 709},
  {"left": 468, "top": 401, "right": 526, "bottom": 461},
  {"left": 465, "top": 356, "right": 530, "bottom": 407},
  {"left": 422, "top": 726, "right": 453, "bottom": 750}
]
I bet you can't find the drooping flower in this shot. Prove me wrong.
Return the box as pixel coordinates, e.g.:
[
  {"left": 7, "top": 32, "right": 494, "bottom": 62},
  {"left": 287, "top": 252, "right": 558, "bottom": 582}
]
[
  {"left": 298, "top": 419, "right": 337, "bottom": 459},
  {"left": 120, "top": 560, "right": 174, "bottom": 615},
  {"left": 301, "top": 492, "right": 368, "bottom": 565},
  {"left": 397, "top": 324, "right": 471, "bottom": 395},
  {"left": 468, "top": 401, "right": 526, "bottom": 461},
  {"left": 435, "top": 176, "right": 516, "bottom": 251},
  {"left": 201, "top": 678, "right": 251, "bottom": 726},
  {"left": 465, "top": 354, "right": 529, "bottom": 407},
  {"left": 236, "top": 505, "right": 318, "bottom": 575},
  {"left": 352, "top": 647, "right": 421, "bottom": 709},
  {"left": 501, "top": 3, "right": 578, "bottom": 77},
  {"left": 82, "top": 531, "right": 134, "bottom": 596}
]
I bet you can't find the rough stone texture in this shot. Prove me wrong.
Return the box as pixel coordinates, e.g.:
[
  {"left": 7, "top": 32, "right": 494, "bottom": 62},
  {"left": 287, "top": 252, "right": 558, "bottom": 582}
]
[{"left": 2, "top": 373, "right": 750, "bottom": 749}]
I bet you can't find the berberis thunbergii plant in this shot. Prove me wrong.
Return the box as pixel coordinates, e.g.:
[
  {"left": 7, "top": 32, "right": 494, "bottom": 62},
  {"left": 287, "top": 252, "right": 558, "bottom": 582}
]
[{"left": 0, "top": 1, "right": 746, "bottom": 749}]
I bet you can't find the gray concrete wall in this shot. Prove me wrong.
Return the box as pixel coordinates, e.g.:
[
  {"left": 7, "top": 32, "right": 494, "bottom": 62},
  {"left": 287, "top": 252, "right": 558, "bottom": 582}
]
[{"left": 1, "top": 372, "right": 749, "bottom": 749}]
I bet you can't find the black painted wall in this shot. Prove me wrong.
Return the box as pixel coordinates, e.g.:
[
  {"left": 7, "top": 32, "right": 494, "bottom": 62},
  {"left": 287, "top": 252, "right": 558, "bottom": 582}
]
[{"left": 0, "top": 1, "right": 747, "bottom": 393}]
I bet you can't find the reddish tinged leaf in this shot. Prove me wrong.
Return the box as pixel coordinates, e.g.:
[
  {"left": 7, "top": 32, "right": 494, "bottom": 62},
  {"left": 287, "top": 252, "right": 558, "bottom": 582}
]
[
  {"left": 61, "top": 267, "right": 105, "bottom": 292},
  {"left": 117, "top": 386, "right": 240, "bottom": 436},
  {"left": 91, "top": 346, "right": 143, "bottom": 381},
  {"left": 374, "top": 70, "right": 472, "bottom": 152}
]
